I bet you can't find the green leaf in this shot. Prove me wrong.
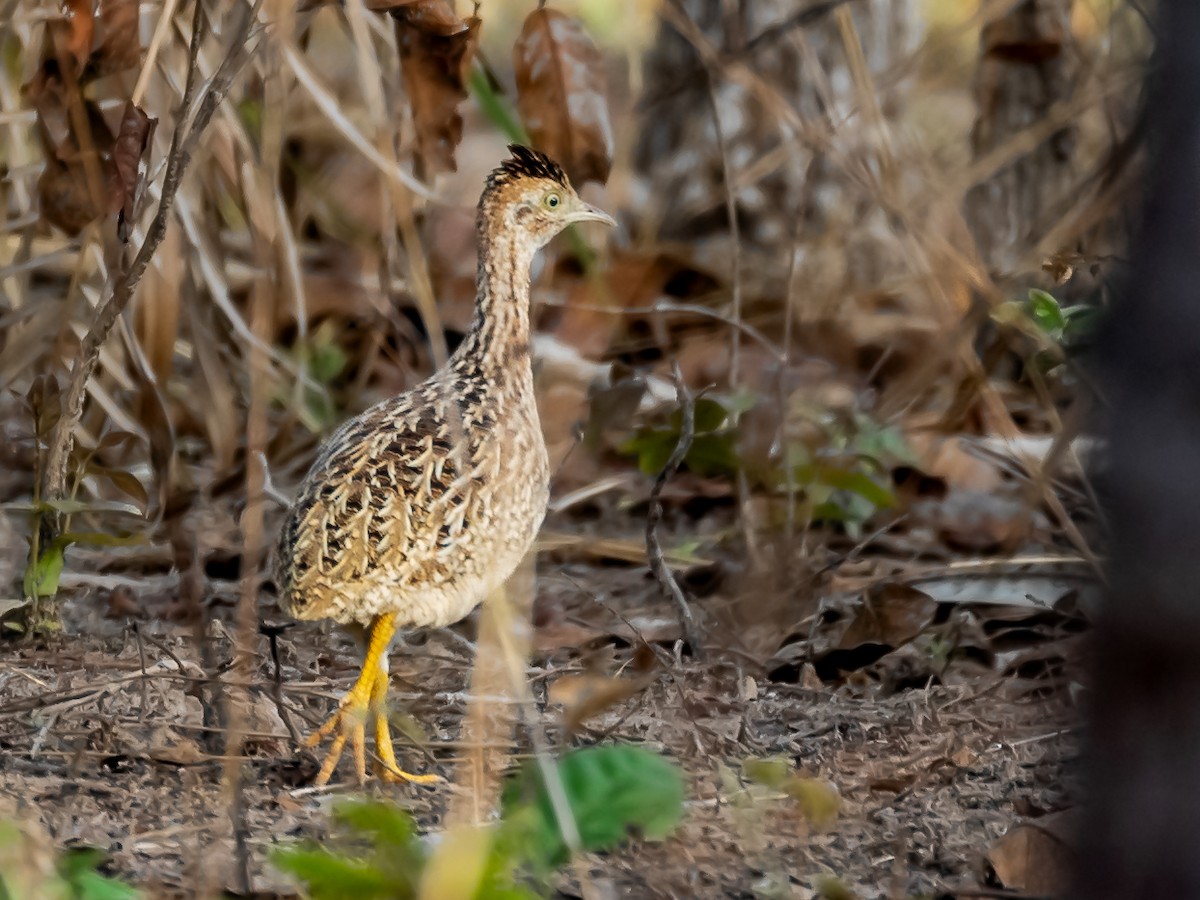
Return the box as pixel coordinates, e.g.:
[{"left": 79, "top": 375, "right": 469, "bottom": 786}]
[
  {"left": 690, "top": 397, "right": 730, "bottom": 433},
  {"left": 68, "top": 870, "right": 141, "bottom": 900},
  {"left": 1027, "top": 289, "right": 1067, "bottom": 335},
  {"left": 23, "top": 541, "right": 64, "bottom": 599},
  {"left": 816, "top": 467, "right": 895, "bottom": 509},
  {"left": 3, "top": 499, "right": 143, "bottom": 517},
  {"left": 310, "top": 340, "right": 348, "bottom": 386},
  {"left": 469, "top": 65, "right": 530, "bottom": 145},
  {"left": 271, "top": 846, "right": 400, "bottom": 899},
  {"left": 333, "top": 800, "right": 418, "bottom": 854},
  {"left": 272, "top": 801, "right": 424, "bottom": 899},
  {"left": 742, "top": 756, "right": 792, "bottom": 789},
  {"left": 500, "top": 746, "right": 685, "bottom": 873}
]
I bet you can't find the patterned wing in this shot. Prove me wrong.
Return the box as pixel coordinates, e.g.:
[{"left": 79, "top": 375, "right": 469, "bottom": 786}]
[{"left": 276, "top": 396, "right": 485, "bottom": 619}]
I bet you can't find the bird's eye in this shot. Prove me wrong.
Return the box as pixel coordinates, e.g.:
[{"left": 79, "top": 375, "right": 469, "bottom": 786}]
[{"left": 543, "top": 192, "right": 560, "bottom": 209}]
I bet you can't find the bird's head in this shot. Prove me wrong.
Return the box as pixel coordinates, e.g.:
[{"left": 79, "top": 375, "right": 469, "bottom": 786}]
[{"left": 480, "top": 144, "right": 615, "bottom": 248}]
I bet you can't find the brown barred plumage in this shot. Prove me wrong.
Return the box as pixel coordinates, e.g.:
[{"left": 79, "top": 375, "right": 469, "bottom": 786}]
[{"left": 275, "top": 145, "right": 615, "bottom": 786}]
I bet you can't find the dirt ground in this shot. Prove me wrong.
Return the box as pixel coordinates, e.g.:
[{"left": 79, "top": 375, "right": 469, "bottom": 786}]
[{"left": 0, "top": 508, "right": 1082, "bottom": 900}]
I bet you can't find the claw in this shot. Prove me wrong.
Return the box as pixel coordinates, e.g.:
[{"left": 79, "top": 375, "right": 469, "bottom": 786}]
[
  {"left": 303, "top": 613, "right": 438, "bottom": 786},
  {"left": 370, "top": 647, "right": 441, "bottom": 785},
  {"left": 308, "top": 680, "right": 372, "bottom": 786}
]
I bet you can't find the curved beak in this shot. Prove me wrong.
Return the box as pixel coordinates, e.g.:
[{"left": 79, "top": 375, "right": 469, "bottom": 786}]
[{"left": 570, "top": 202, "right": 617, "bottom": 228}]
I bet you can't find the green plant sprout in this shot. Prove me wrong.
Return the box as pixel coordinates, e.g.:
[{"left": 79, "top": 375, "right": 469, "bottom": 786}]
[{"left": 273, "top": 745, "right": 685, "bottom": 899}]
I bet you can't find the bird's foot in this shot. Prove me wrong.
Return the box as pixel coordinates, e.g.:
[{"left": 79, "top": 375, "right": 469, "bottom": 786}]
[
  {"left": 306, "top": 680, "right": 373, "bottom": 786},
  {"left": 373, "top": 710, "right": 440, "bottom": 785},
  {"left": 305, "top": 661, "right": 440, "bottom": 787}
]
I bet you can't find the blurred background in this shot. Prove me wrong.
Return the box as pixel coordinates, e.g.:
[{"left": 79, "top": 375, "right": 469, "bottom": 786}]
[{"left": 0, "top": 0, "right": 1146, "bottom": 895}]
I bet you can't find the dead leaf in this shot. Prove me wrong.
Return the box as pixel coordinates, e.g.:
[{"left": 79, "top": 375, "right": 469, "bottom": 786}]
[
  {"left": 57, "top": 0, "right": 96, "bottom": 80},
  {"left": 32, "top": 87, "right": 120, "bottom": 233},
  {"left": 800, "top": 584, "right": 940, "bottom": 681},
  {"left": 837, "top": 583, "right": 939, "bottom": 651},
  {"left": 27, "top": 28, "right": 132, "bottom": 237},
  {"left": 533, "top": 609, "right": 682, "bottom": 653},
  {"left": 388, "top": 0, "right": 469, "bottom": 36},
  {"left": 26, "top": 374, "right": 62, "bottom": 441},
  {"left": 92, "top": 0, "right": 142, "bottom": 74},
  {"left": 904, "top": 431, "right": 1004, "bottom": 494},
  {"left": 513, "top": 6, "right": 612, "bottom": 186},
  {"left": 548, "top": 671, "right": 649, "bottom": 734},
  {"left": 111, "top": 102, "right": 156, "bottom": 241},
  {"left": 986, "top": 812, "right": 1074, "bottom": 895},
  {"left": 394, "top": 3, "right": 479, "bottom": 176}
]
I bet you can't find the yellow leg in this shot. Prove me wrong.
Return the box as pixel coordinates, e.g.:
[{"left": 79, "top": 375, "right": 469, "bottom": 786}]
[
  {"left": 306, "top": 613, "right": 395, "bottom": 786},
  {"left": 370, "top": 654, "right": 440, "bottom": 785}
]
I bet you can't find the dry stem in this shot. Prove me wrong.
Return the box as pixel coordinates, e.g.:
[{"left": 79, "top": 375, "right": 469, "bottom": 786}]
[{"left": 646, "top": 363, "right": 705, "bottom": 658}]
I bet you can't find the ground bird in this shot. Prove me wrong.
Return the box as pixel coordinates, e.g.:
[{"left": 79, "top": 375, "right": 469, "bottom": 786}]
[{"left": 276, "top": 145, "right": 615, "bottom": 785}]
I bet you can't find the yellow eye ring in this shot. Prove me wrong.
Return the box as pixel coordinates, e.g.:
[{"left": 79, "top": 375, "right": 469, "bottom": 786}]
[{"left": 543, "top": 192, "right": 561, "bottom": 209}]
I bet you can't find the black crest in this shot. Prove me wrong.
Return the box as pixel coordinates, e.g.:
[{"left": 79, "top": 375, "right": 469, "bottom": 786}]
[{"left": 485, "top": 144, "right": 569, "bottom": 193}]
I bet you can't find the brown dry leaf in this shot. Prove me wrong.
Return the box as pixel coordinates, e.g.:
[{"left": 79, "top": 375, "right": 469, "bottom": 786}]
[
  {"left": 986, "top": 812, "right": 1074, "bottom": 896},
  {"left": 37, "top": 149, "right": 118, "bottom": 235},
  {"left": 112, "top": 102, "right": 156, "bottom": 241},
  {"left": 548, "top": 670, "right": 652, "bottom": 734},
  {"left": 513, "top": 6, "right": 612, "bottom": 186},
  {"left": 394, "top": 2, "right": 478, "bottom": 176},
  {"left": 533, "top": 614, "right": 681, "bottom": 653},
  {"left": 29, "top": 44, "right": 126, "bottom": 235},
  {"left": 388, "top": 0, "right": 469, "bottom": 36},
  {"left": 104, "top": 584, "right": 143, "bottom": 618},
  {"left": 33, "top": 98, "right": 117, "bottom": 231},
  {"left": 92, "top": 0, "right": 141, "bottom": 73},
  {"left": 57, "top": 0, "right": 96, "bottom": 79},
  {"left": 904, "top": 431, "right": 1004, "bottom": 494},
  {"left": 837, "top": 583, "right": 939, "bottom": 651}
]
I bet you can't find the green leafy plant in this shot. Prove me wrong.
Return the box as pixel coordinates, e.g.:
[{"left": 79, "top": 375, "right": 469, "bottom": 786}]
[
  {"left": 499, "top": 744, "right": 686, "bottom": 874},
  {"left": 622, "top": 396, "right": 744, "bottom": 479},
  {"left": 620, "top": 393, "right": 909, "bottom": 536},
  {"left": 273, "top": 745, "right": 685, "bottom": 899},
  {"left": 285, "top": 319, "right": 351, "bottom": 433},
  {"left": 5, "top": 377, "right": 148, "bottom": 633},
  {"left": 0, "top": 822, "right": 139, "bottom": 900},
  {"left": 994, "top": 288, "right": 1102, "bottom": 368},
  {"left": 1025, "top": 288, "right": 1099, "bottom": 345}
]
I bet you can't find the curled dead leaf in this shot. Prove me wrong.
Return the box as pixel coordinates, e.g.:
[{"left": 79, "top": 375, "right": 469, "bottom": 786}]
[
  {"left": 513, "top": 6, "right": 612, "bottom": 186},
  {"left": 394, "top": 2, "right": 479, "bottom": 175},
  {"left": 112, "top": 102, "right": 157, "bottom": 241}
]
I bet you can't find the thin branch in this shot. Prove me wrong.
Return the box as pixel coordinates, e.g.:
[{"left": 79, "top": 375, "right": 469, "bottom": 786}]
[{"left": 645, "top": 364, "right": 705, "bottom": 658}]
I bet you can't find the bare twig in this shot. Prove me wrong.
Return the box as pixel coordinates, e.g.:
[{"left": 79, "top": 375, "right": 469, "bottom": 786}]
[
  {"left": 260, "top": 623, "right": 301, "bottom": 746},
  {"left": 646, "top": 364, "right": 705, "bottom": 658}
]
